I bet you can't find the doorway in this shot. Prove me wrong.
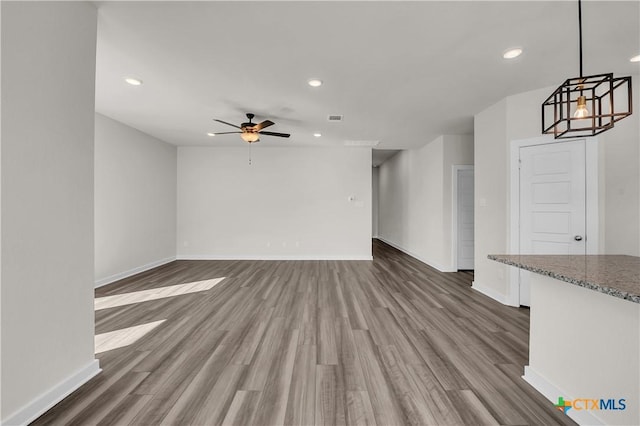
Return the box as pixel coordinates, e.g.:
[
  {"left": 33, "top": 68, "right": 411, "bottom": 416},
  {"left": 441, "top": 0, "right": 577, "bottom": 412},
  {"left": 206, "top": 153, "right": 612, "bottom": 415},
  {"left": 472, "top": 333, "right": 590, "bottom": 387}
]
[
  {"left": 510, "top": 137, "right": 598, "bottom": 307},
  {"left": 453, "top": 166, "right": 474, "bottom": 270}
]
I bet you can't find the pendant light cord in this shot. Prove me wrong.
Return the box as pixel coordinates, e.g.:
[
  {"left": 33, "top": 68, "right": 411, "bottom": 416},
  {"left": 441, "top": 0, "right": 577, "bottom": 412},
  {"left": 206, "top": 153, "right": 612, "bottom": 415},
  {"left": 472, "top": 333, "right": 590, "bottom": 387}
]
[{"left": 578, "top": 0, "right": 583, "bottom": 78}]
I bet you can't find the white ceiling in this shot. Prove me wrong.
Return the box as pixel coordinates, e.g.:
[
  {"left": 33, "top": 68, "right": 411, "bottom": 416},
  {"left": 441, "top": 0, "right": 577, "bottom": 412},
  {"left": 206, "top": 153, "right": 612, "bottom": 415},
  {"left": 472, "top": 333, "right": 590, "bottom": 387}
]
[{"left": 95, "top": 1, "right": 640, "bottom": 154}]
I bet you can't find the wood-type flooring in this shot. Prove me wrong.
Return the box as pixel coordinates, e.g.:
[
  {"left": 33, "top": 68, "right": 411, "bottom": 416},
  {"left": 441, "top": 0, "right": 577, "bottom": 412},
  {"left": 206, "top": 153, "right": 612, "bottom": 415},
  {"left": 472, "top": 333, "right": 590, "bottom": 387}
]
[{"left": 33, "top": 240, "right": 575, "bottom": 425}]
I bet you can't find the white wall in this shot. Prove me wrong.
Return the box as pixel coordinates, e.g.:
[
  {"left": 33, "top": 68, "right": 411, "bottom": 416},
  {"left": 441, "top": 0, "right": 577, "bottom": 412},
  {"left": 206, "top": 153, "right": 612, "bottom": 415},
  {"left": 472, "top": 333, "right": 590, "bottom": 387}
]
[
  {"left": 95, "top": 114, "right": 177, "bottom": 286},
  {"left": 474, "top": 82, "right": 640, "bottom": 304},
  {"left": 378, "top": 141, "right": 442, "bottom": 267},
  {"left": 599, "top": 105, "right": 640, "bottom": 256},
  {"left": 473, "top": 99, "right": 510, "bottom": 300},
  {"left": 442, "top": 135, "right": 475, "bottom": 268},
  {"left": 372, "top": 167, "right": 379, "bottom": 238},
  {"left": 0, "top": 2, "right": 4, "bottom": 418},
  {"left": 177, "top": 146, "right": 372, "bottom": 259},
  {"left": 378, "top": 135, "right": 473, "bottom": 271},
  {"left": 1, "top": 2, "right": 99, "bottom": 423}
]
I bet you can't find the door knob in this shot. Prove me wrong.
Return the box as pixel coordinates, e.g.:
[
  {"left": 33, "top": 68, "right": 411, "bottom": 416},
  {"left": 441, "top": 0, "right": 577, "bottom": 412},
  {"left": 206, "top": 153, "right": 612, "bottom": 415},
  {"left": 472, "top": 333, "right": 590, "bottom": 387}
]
[{"left": 574, "top": 235, "right": 583, "bottom": 241}]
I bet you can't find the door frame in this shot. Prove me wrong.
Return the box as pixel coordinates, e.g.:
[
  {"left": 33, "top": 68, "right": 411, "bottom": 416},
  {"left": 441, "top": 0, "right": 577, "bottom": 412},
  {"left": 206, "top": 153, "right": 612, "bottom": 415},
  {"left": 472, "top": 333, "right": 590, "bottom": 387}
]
[
  {"left": 452, "top": 165, "right": 474, "bottom": 271},
  {"left": 508, "top": 135, "right": 599, "bottom": 306}
]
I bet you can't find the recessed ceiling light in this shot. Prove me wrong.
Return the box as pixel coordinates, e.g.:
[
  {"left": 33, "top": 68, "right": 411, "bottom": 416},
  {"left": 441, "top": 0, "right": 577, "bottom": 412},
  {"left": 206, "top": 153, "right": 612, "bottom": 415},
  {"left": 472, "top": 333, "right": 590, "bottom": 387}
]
[
  {"left": 503, "top": 48, "right": 523, "bottom": 59},
  {"left": 313, "top": 133, "right": 322, "bottom": 137},
  {"left": 124, "top": 77, "right": 143, "bottom": 86},
  {"left": 207, "top": 132, "right": 216, "bottom": 137},
  {"left": 308, "top": 79, "right": 323, "bottom": 87},
  {"left": 630, "top": 55, "right": 640, "bottom": 63}
]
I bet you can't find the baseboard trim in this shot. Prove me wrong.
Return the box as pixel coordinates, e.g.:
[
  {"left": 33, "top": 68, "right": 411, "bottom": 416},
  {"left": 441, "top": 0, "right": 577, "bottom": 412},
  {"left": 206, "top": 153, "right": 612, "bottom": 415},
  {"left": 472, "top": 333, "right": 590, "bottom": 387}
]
[
  {"left": 471, "top": 280, "right": 513, "bottom": 306},
  {"left": 176, "top": 254, "right": 373, "bottom": 261},
  {"left": 523, "top": 366, "right": 604, "bottom": 426},
  {"left": 2, "top": 360, "right": 101, "bottom": 426},
  {"left": 375, "top": 237, "right": 456, "bottom": 272},
  {"left": 95, "top": 256, "right": 176, "bottom": 288}
]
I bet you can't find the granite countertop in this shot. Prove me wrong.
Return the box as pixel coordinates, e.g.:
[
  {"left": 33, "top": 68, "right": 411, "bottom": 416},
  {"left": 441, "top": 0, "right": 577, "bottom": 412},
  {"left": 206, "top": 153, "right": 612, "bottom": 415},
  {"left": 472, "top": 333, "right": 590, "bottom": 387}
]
[{"left": 488, "top": 254, "right": 640, "bottom": 303}]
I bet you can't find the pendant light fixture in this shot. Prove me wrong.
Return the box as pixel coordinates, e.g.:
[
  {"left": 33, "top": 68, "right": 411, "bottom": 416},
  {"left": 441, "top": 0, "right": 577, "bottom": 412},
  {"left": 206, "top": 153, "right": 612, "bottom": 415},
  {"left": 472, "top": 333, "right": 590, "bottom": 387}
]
[{"left": 542, "top": 0, "right": 632, "bottom": 139}]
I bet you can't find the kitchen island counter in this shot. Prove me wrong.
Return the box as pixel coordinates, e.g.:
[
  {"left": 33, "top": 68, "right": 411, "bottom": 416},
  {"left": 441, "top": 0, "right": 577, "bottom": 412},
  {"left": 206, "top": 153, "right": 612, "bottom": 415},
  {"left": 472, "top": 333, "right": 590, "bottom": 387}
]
[
  {"left": 488, "top": 254, "right": 640, "bottom": 303},
  {"left": 489, "top": 254, "right": 639, "bottom": 426}
]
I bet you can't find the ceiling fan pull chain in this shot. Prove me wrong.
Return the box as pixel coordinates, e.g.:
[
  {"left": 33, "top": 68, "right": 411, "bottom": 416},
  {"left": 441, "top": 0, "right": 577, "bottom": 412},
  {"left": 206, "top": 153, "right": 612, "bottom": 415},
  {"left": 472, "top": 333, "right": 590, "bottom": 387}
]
[{"left": 248, "top": 143, "right": 252, "bottom": 165}]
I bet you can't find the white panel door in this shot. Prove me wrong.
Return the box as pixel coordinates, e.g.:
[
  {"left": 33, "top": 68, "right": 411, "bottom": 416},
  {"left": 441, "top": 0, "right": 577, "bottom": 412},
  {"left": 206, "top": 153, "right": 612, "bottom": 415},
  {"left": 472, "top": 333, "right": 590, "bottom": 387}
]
[
  {"left": 457, "top": 168, "right": 475, "bottom": 270},
  {"left": 519, "top": 140, "right": 586, "bottom": 306}
]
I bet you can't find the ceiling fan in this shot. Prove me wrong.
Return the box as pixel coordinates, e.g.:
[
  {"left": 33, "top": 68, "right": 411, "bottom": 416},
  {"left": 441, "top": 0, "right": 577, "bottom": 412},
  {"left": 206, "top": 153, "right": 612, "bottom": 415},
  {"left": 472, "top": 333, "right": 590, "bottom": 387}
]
[{"left": 213, "top": 113, "right": 291, "bottom": 143}]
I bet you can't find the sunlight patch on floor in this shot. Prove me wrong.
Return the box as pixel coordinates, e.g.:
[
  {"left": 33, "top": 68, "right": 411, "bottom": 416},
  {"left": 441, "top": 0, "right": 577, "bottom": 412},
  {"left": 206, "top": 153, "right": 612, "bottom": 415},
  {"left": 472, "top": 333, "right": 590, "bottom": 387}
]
[
  {"left": 95, "top": 319, "right": 166, "bottom": 354},
  {"left": 94, "top": 277, "right": 226, "bottom": 311}
]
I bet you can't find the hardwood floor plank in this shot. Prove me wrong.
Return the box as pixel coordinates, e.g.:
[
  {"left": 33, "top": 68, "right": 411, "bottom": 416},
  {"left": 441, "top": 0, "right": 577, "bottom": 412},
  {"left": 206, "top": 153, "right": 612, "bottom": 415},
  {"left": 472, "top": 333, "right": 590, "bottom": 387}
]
[
  {"left": 373, "top": 307, "right": 422, "bottom": 365},
  {"left": 352, "top": 330, "right": 405, "bottom": 426},
  {"left": 221, "top": 390, "right": 261, "bottom": 426},
  {"left": 215, "top": 287, "right": 263, "bottom": 332},
  {"left": 96, "top": 393, "right": 153, "bottom": 426},
  {"left": 318, "top": 307, "right": 339, "bottom": 365},
  {"left": 239, "top": 316, "right": 287, "bottom": 391},
  {"left": 335, "top": 317, "right": 367, "bottom": 392},
  {"left": 252, "top": 328, "right": 300, "bottom": 426},
  {"left": 332, "top": 280, "right": 351, "bottom": 320},
  {"left": 95, "top": 320, "right": 166, "bottom": 354},
  {"left": 128, "top": 332, "right": 231, "bottom": 424},
  {"left": 67, "top": 371, "right": 149, "bottom": 426},
  {"left": 405, "top": 363, "right": 467, "bottom": 425},
  {"left": 315, "top": 365, "right": 347, "bottom": 426},
  {"left": 341, "top": 280, "right": 369, "bottom": 330},
  {"left": 229, "top": 315, "right": 269, "bottom": 365},
  {"left": 94, "top": 277, "right": 224, "bottom": 310},
  {"left": 395, "top": 319, "right": 470, "bottom": 392},
  {"left": 377, "top": 344, "right": 440, "bottom": 425},
  {"left": 158, "top": 342, "right": 237, "bottom": 425},
  {"left": 345, "top": 390, "right": 377, "bottom": 426},
  {"left": 445, "top": 389, "right": 500, "bottom": 426},
  {"left": 299, "top": 295, "right": 318, "bottom": 346},
  {"left": 445, "top": 346, "right": 530, "bottom": 425},
  {"left": 190, "top": 364, "right": 247, "bottom": 426},
  {"left": 133, "top": 313, "right": 193, "bottom": 353},
  {"left": 132, "top": 328, "right": 227, "bottom": 395},
  {"left": 284, "top": 344, "right": 316, "bottom": 426}
]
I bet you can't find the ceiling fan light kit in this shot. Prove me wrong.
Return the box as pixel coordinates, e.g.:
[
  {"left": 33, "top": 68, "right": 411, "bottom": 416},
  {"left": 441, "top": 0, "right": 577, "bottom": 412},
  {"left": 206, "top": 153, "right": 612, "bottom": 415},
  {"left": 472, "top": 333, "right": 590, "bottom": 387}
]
[
  {"left": 240, "top": 132, "right": 260, "bottom": 143},
  {"left": 213, "top": 113, "right": 291, "bottom": 144},
  {"left": 541, "top": 0, "right": 632, "bottom": 139}
]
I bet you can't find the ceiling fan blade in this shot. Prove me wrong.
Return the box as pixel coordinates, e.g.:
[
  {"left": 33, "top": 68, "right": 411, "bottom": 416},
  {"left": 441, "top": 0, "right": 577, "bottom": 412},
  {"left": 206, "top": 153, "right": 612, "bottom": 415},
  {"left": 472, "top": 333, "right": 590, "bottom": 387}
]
[
  {"left": 253, "top": 120, "right": 274, "bottom": 131},
  {"left": 213, "top": 119, "right": 242, "bottom": 129},
  {"left": 259, "top": 131, "right": 290, "bottom": 138},
  {"left": 210, "top": 131, "right": 242, "bottom": 135}
]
